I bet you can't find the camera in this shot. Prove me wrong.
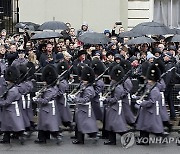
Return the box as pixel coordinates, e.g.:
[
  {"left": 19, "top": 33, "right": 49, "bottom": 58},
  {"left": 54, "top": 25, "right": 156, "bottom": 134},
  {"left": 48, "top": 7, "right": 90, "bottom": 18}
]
[{"left": 115, "top": 22, "right": 122, "bottom": 25}]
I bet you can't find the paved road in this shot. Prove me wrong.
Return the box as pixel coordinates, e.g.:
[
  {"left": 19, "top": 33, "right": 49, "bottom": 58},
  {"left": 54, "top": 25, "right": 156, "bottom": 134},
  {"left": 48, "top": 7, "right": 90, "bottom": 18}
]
[{"left": 0, "top": 132, "right": 179, "bottom": 154}]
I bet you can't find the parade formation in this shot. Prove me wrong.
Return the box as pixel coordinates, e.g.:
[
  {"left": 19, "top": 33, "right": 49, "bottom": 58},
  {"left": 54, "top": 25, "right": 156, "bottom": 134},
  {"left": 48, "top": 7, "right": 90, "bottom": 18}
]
[{"left": 0, "top": 21, "right": 180, "bottom": 147}]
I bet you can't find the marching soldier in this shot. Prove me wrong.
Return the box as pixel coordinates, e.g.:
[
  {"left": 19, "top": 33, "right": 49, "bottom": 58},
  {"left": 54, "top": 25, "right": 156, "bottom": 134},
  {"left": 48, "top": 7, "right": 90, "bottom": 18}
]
[
  {"left": 0, "top": 66, "right": 25, "bottom": 144},
  {"left": 103, "top": 65, "right": 128, "bottom": 145},
  {"left": 71, "top": 66, "right": 98, "bottom": 144},
  {"left": 33, "top": 65, "right": 62, "bottom": 144},
  {"left": 56, "top": 61, "right": 73, "bottom": 130},
  {"left": 136, "top": 64, "right": 164, "bottom": 145}
]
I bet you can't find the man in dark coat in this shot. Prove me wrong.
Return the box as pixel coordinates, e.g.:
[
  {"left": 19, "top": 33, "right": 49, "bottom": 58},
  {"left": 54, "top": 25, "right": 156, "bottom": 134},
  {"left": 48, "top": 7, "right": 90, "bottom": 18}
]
[
  {"left": 0, "top": 66, "right": 25, "bottom": 144},
  {"left": 33, "top": 65, "right": 61, "bottom": 144},
  {"left": 71, "top": 66, "right": 98, "bottom": 144},
  {"left": 11, "top": 50, "right": 28, "bottom": 67}
]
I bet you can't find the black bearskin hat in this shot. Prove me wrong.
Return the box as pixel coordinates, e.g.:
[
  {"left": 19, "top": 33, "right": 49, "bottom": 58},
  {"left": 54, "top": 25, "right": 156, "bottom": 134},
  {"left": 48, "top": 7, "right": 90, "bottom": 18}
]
[
  {"left": 110, "top": 65, "right": 124, "bottom": 82},
  {"left": 4, "top": 66, "right": 20, "bottom": 83},
  {"left": 18, "top": 65, "right": 28, "bottom": 82},
  {"left": 146, "top": 64, "right": 161, "bottom": 82},
  {"left": 42, "top": 64, "right": 58, "bottom": 85},
  {"left": 141, "top": 61, "right": 150, "bottom": 77},
  {"left": 91, "top": 59, "right": 106, "bottom": 76},
  {"left": 120, "top": 59, "right": 131, "bottom": 74},
  {"left": 76, "top": 63, "right": 87, "bottom": 77},
  {"left": 153, "top": 58, "right": 165, "bottom": 74},
  {"left": 26, "top": 62, "right": 36, "bottom": 80},
  {"left": 57, "top": 61, "right": 69, "bottom": 80},
  {"left": 81, "top": 66, "right": 95, "bottom": 83}
]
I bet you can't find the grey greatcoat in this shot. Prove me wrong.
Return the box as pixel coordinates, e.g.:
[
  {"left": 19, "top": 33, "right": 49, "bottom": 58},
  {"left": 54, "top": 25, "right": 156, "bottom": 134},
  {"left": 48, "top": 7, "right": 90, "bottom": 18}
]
[
  {"left": 18, "top": 81, "right": 34, "bottom": 127},
  {"left": 104, "top": 83, "right": 128, "bottom": 133},
  {"left": 74, "top": 85, "right": 98, "bottom": 134},
  {"left": 136, "top": 84, "right": 164, "bottom": 134},
  {"left": 156, "top": 79, "right": 169, "bottom": 122},
  {"left": 91, "top": 79, "right": 104, "bottom": 121},
  {"left": 0, "top": 86, "right": 25, "bottom": 132},
  {"left": 122, "top": 78, "right": 135, "bottom": 124},
  {"left": 36, "top": 86, "right": 59, "bottom": 131},
  {"left": 56, "top": 79, "right": 72, "bottom": 124},
  {"left": 11, "top": 58, "right": 28, "bottom": 67}
]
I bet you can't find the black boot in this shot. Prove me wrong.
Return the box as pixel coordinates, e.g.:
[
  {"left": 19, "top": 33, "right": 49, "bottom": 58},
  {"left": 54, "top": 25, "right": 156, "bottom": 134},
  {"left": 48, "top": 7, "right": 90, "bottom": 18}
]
[
  {"left": 0, "top": 132, "right": 10, "bottom": 144},
  {"left": 104, "top": 131, "right": 116, "bottom": 145},
  {"left": 72, "top": 131, "right": 84, "bottom": 144},
  {"left": 163, "top": 121, "right": 173, "bottom": 133},
  {"left": 34, "top": 130, "right": 46, "bottom": 144},
  {"left": 136, "top": 131, "right": 149, "bottom": 145}
]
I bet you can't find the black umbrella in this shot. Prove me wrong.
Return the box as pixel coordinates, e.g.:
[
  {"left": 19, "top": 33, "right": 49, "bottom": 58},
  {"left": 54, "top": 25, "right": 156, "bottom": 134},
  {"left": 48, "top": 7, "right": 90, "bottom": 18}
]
[
  {"left": 127, "top": 36, "right": 156, "bottom": 45},
  {"left": 165, "top": 35, "right": 180, "bottom": 43},
  {"left": 132, "top": 21, "right": 174, "bottom": 35},
  {"left": 38, "top": 21, "right": 68, "bottom": 31},
  {"left": 119, "top": 30, "right": 142, "bottom": 38},
  {"left": 31, "top": 31, "right": 62, "bottom": 40},
  {"left": 15, "top": 22, "right": 40, "bottom": 31},
  {"left": 78, "top": 32, "right": 110, "bottom": 44}
]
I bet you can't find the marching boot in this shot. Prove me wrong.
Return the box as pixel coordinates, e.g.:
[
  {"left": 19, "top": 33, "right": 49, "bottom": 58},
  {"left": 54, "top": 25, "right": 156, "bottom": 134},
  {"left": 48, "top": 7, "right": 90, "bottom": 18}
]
[
  {"left": 34, "top": 130, "right": 46, "bottom": 144},
  {"left": 104, "top": 131, "right": 116, "bottom": 145},
  {"left": 88, "top": 132, "right": 99, "bottom": 144},
  {"left": 71, "top": 125, "right": 77, "bottom": 139},
  {"left": 0, "top": 132, "right": 10, "bottom": 144},
  {"left": 163, "top": 121, "right": 173, "bottom": 133},
  {"left": 17, "top": 131, "right": 25, "bottom": 145},
  {"left": 51, "top": 131, "right": 62, "bottom": 145},
  {"left": 72, "top": 131, "right": 84, "bottom": 144}
]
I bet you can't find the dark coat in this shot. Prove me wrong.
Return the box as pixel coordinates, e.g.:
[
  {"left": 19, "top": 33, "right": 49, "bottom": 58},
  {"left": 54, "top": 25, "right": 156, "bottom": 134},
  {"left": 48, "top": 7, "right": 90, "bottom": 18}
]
[
  {"left": 136, "top": 85, "right": 164, "bottom": 133},
  {"left": 74, "top": 85, "right": 98, "bottom": 134},
  {"left": 91, "top": 79, "right": 104, "bottom": 121},
  {"left": 104, "top": 83, "right": 128, "bottom": 133},
  {"left": 0, "top": 86, "right": 25, "bottom": 132},
  {"left": 36, "top": 86, "right": 59, "bottom": 131},
  {"left": 11, "top": 58, "right": 28, "bottom": 67}
]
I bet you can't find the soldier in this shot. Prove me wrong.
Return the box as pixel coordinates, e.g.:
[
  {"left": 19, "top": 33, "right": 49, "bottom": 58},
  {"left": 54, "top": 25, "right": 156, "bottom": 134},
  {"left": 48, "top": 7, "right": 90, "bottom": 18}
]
[
  {"left": 91, "top": 59, "right": 106, "bottom": 121},
  {"left": 71, "top": 66, "right": 98, "bottom": 144},
  {"left": 0, "top": 66, "right": 25, "bottom": 144},
  {"left": 11, "top": 49, "right": 28, "bottom": 67},
  {"left": 56, "top": 61, "right": 73, "bottom": 130},
  {"left": 136, "top": 64, "right": 164, "bottom": 145},
  {"left": 33, "top": 65, "right": 61, "bottom": 144},
  {"left": 103, "top": 65, "right": 128, "bottom": 145}
]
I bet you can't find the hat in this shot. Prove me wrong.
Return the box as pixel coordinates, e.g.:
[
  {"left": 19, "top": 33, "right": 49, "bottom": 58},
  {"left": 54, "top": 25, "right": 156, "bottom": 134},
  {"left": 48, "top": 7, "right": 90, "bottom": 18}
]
[
  {"left": 141, "top": 61, "right": 150, "bottom": 77},
  {"left": 76, "top": 63, "right": 87, "bottom": 77},
  {"left": 18, "top": 49, "right": 26, "bottom": 54},
  {"left": 164, "top": 52, "right": 172, "bottom": 58},
  {"left": 92, "top": 50, "right": 101, "bottom": 57},
  {"left": 18, "top": 64, "right": 28, "bottom": 81},
  {"left": 130, "top": 56, "right": 138, "bottom": 63},
  {"left": 78, "top": 50, "right": 87, "bottom": 57},
  {"left": 114, "top": 54, "right": 122, "bottom": 60},
  {"left": 104, "top": 29, "right": 110, "bottom": 34},
  {"left": 146, "top": 64, "right": 161, "bottom": 82},
  {"left": 168, "top": 45, "right": 176, "bottom": 51},
  {"left": 42, "top": 65, "right": 58, "bottom": 85},
  {"left": 146, "top": 52, "right": 155, "bottom": 60},
  {"left": 81, "top": 66, "right": 95, "bottom": 83},
  {"left": 56, "top": 53, "right": 64, "bottom": 62},
  {"left": 153, "top": 59, "right": 165, "bottom": 74},
  {"left": 82, "top": 22, "right": 88, "bottom": 27},
  {"left": 26, "top": 62, "right": 35, "bottom": 80},
  {"left": 120, "top": 59, "right": 131, "bottom": 74},
  {"left": 110, "top": 65, "right": 124, "bottom": 82},
  {"left": 152, "top": 48, "right": 161, "bottom": 54},
  {"left": 91, "top": 59, "right": 106, "bottom": 75},
  {"left": 4, "top": 66, "right": 20, "bottom": 83},
  {"left": 1, "top": 29, "right": 6, "bottom": 33},
  {"left": 57, "top": 61, "right": 69, "bottom": 75}
]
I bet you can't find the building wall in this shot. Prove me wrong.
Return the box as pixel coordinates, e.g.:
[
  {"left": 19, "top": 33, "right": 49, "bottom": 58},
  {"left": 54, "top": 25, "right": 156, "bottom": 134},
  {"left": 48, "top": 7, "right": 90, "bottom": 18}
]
[{"left": 19, "top": 0, "right": 128, "bottom": 32}]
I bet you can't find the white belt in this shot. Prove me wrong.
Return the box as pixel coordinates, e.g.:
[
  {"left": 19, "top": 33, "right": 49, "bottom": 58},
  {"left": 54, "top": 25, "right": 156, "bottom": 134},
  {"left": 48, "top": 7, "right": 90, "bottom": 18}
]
[
  {"left": 49, "top": 100, "right": 55, "bottom": 115},
  {"left": 78, "top": 102, "right": 91, "bottom": 117},
  {"left": 99, "top": 93, "right": 103, "bottom": 108},
  {"left": 118, "top": 100, "right": 122, "bottom": 115},
  {"left": 63, "top": 93, "right": 67, "bottom": 107},
  {"left": 27, "top": 94, "right": 31, "bottom": 109},
  {"left": 22, "top": 95, "right": 26, "bottom": 109},
  {"left": 128, "top": 93, "right": 131, "bottom": 105},
  {"left": 11, "top": 101, "right": 20, "bottom": 116},
  {"left": 160, "top": 92, "right": 165, "bottom": 106},
  {"left": 156, "top": 101, "right": 159, "bottom": 115}
]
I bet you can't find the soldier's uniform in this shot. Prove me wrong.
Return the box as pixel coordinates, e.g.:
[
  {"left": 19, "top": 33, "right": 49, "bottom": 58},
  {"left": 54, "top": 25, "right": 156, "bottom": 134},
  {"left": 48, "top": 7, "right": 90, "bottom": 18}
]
[
  {"left": 34, "top": 65, "right": 61, "bottom": 144},
  {"left": 11, "top": 50, "right": 28, "bottom": 67},
  {"left": 136, "top": 64, "right": 164, "bottom": 145},
  {"left": 103, "top": 65, "right": 128, "bottom": 145},
  {"left": 0, "top": 66, "right": 25, "bottom": 144},
  {"left": 72, "top": 66, "right": 98, "bottom": 144}
]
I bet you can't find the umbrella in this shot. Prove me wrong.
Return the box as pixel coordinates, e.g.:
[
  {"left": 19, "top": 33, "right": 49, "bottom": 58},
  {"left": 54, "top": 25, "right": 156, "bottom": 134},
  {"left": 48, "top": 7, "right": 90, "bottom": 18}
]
[
  {"left": 38, "top": 21, "right": 68, "bottom": 31},
  {"left": 31, "top": 31, "right": 62, "bottom": 40},
  {"left": 15, "top": 22, "right": 40, "bottom": 31},
  {"left": 119, "top": 30, "right": 142, "bottom": 38},
  {"left": 78, "top": 32, "right": 110, "bottom": 44},
  {"left": 132, "top": 21, "right": 174, "bottom": 35},
  {"left": 165, "top": 35, "right": 180, "bottom": 43},
  {"left": 127, "top": 36, "right": 156, "bottom": 45}
]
